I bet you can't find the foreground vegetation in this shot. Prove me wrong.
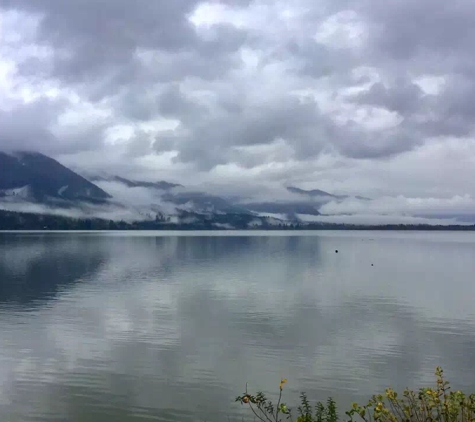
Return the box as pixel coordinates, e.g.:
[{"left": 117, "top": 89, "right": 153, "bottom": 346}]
[{"left": 236, "top": 367, "right": 475, "bottom": 422}]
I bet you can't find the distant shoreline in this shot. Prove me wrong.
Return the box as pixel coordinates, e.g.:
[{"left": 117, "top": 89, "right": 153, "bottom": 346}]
[
  {"left": 2, "top": 226, "right": 475, "bottom": 232},
  {"left": 2, "top": 208, "right": 475, "bottom": 231}
]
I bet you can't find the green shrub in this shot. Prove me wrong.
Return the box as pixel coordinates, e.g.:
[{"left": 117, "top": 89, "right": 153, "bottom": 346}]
[
  {"left": 346, "top": 367, "right": 475, "bottom": 422},
  {"left": 236, "top": 378, "right": 338, "bottom": 422},
  {"left": 236, "top": 368, "right": 475, "bottom": 422}
]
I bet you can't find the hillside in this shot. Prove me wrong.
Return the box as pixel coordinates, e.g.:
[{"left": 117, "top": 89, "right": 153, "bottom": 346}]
[
  {"left": 0, "top": 151, "right": 110, "bottom": 203},
  {"left": 0, "top": 151, "right": 374, "bottom": 226}
]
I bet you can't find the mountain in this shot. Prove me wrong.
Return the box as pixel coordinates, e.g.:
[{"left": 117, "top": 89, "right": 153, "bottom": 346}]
[
  {"left": 239, "top": 186, "right": 337, "bottom": 218},
  {"left": 162, "top": 191, "right": 251, "bottom": 215},
  {"left": 90, "top": 175, "right": 182, "bottom": 191},
  {"left": 0, "top": 151, "right": 110, "bottom": 204},
  {"left": 287, "top": 186, "right": 338, "bottom": 198},
  {"left": 90, "top": 173, "right": 250, "bottom": 215},
  {"left": 239, "top": 186, "right": 371, "bottom": 218},
  {"left": 287, "top": 186, "right": 370, "bottom": 201},
  {"left": 241, "top": 201, "right": 321, "bottom": 217},
  {"left": 0, "top": 151, "right": 374, "bottom": 228},
  {"left": 89, "top": 174, "right": 245, "bottom": 215}
]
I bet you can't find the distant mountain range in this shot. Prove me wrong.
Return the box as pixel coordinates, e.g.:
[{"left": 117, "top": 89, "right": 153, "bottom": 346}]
[
  {"left": 286, "top": 186, "right": 370, "bottom": 201},
  {"left": 89, "top": 173, "right": 250, "bottom": 215},
  {"left": 286, "top": 186, "right": 337, "bottom": 198},
  {"left": 0, "top": 150, "right": 371, "bottom": 228},
  {"left": 89, "top": 175, "right": 182, "bottom": 191}
]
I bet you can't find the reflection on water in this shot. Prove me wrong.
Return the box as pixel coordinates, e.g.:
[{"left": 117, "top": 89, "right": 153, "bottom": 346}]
[{"left": 1, "top": 231, "right": 475, "bottom": 421}]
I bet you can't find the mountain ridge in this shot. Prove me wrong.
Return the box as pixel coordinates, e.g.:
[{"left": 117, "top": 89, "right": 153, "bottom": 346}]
[
  {"left": 90, "top": 175, "right": 183, "bottom": 191},
  {"left": 0, "top": 150, "right": 370, "bottom": 227},
  {"left": 287, "top": 186, "right": 370, "bottom": 201},
  {"left": 287, "top": 186, "right": 337, "bottom": 198},
  {"left": 0, "top": 151, "right": 110, "bottom": 203}
]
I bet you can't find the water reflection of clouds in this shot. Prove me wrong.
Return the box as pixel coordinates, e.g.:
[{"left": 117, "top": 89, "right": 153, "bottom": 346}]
[{"left": 1, "top": 233, "right": 475, "bottom": 421}]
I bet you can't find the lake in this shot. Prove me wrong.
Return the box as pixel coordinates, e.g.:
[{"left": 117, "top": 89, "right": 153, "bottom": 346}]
[{"left": 1, "top": 231, "right": 475, "bottom": 421}]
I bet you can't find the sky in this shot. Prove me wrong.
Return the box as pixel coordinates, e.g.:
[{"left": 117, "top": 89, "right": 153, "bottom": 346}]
[{"left": 2, "top": 0, "right": 475, "bottom": 219}]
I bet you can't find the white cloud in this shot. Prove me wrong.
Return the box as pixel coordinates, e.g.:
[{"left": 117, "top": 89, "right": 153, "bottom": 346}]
[
  {"left": 1, "top": 0, "right": 475, "bottom": 220},
  {"left": 317, "top": 195, "right": 475, "bottom": 224}
]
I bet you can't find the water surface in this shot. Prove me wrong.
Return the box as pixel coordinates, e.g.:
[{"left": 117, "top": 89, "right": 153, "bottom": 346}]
[{"left": 1, "top": 231, "right": 475, "bottom": 421}]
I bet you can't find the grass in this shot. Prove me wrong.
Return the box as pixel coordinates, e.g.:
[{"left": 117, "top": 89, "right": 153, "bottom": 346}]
[{"left": 236, "top": 367, "right": 475, "bottom": 422}]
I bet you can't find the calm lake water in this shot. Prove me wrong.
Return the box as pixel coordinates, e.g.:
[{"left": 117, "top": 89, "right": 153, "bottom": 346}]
[{"left": 1, "top": 231, "right": 475, "bottom": 421}]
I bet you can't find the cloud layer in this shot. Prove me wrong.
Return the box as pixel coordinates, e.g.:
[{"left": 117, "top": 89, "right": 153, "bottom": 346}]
[{"left": 2, "top": 0, "right": 475, "bottom": 219}]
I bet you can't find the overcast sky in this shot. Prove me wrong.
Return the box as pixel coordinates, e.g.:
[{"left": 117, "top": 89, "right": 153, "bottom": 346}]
[{"left": 1, "top": 0, "right": 475, "bottom": 204}]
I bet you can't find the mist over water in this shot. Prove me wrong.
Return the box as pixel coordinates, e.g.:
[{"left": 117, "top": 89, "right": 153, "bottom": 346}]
[{"left": 1, "top": 231, "right": 475, "bottom": 421}]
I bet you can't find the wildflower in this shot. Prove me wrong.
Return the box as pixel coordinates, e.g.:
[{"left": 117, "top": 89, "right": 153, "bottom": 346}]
[
  {"left": 280, "top": 378, "right": 288, "bottom": 390},
  {"left": 386, "top": 388, "right": 397, "bottom": 400}
]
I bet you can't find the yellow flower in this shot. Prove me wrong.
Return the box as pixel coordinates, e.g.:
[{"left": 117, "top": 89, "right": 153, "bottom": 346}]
[{"left": 280, "top": 378, "right": 288, "bottom": 390}]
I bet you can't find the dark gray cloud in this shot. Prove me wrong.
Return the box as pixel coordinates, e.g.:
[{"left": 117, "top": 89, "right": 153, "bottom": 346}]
[
  {"left": 5, "top": 0, "right": 199, "bottom": 77},
  {"left": 0, "top": 99, "right": 60, "bottom": 152},
  {"left": 2, "top": 0, "right": 247, "bottom": 92},
  {"left": 1, "top": 0, "right": 475, "bottom": 201},
  {"left": 167, "top": 96, "right": 333, "bottom": 169},
  {"left": 351, "top": 80, "right": 425, "bottom": 115},
  {"left": 0, "top": 95, "right": 112, "bottom": 155},
  {"left": 333, "top": 123, "right": 421, "bottom": 160},
  {"left": 360, "top": 0, "right": 475, "bottom": 63}
]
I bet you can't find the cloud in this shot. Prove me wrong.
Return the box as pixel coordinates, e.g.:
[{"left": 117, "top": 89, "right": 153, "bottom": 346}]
[
  {"left": 320, "top": 195, "right": 475, "bottom": 216},
  {"left": 314, "top": 194, "right": 475, "bottom": 224},
  {"left": 92, "top": 180, "right": 180, "bottom": 215},
  {"left": 298, "top": 213, "right": 467, "bottom": 226},
  {"left": 0, "top": 198, "right": 148, "bottom": 222},
  {"left": 1, "top": 0, "right": 475, "bottom": 216}
]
